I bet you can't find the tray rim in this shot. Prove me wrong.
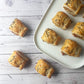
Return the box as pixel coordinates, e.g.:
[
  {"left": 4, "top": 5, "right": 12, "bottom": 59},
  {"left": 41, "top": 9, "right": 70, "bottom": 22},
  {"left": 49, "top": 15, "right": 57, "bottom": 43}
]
[{"left": 34, "top": 0, "right": 84, "bottom": 69}]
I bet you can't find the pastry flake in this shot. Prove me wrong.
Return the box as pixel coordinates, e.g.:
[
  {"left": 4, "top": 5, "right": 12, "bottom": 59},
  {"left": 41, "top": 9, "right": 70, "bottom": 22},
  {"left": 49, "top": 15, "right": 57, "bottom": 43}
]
[
  {"left": 63, "top": 0, "right": 82, "bottom": 16},
  {"left": 35, "top": 59, "right": 54, "bottom": 78},
  {"left": 52, "top": 11, "right": 72, "bottom": 30},
  {"left": 72, "top": 22, "right": 84, "bottom": 40},
  {"left": 8, "top": 51, "right": 29, "bottom": 70},
  {"left": 61, "top": 39, "right": 81, "bottom": 57},
  {"left": 9, "top": 18, "right": 28, "bottom": 37},
  {"left": 41, "top": 28, "right": 61, "bottom": 45}
]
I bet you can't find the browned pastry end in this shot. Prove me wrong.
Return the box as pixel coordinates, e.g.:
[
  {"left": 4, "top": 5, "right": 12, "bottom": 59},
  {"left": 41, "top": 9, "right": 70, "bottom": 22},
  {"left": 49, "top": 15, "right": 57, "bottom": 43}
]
[
  {"left": 52, "top": 11, "right": 72, "bottom": 29},
  {"left": 41, "top": 28, "right": 61, "bottom": 45},
  {"left": 9, "top": 18, "right": 28, "bottom": 37},
  {"left": 61, "top": 39, "right": 82, "bottom": 57},
  {"left": 72, "top": 22, "right": 84, "bottom": 40},
  {"left": 63, "top": 0, "right": 82, "bottom": 16},
  {"left": 8, "top": 51, "right": 29, "bottom": 70},
  {"left": 35, "top": 59, "right": 54, "bottom": 78}
]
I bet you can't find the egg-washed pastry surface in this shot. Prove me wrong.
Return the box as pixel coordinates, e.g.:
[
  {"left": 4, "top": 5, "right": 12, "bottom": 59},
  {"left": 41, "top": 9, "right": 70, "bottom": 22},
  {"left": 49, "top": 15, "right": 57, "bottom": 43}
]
[
  {"left": 8, "top": 51, "right": 29, "bottom": 70},
  {"left": 9, "top": 18, "right": 28, "bottom": 37},
  {"left": 52, "top": 11, "right": 72, "bottom": 30},
  {"left": 72, "top": 22, "right": 84, "bottom": 40},
  {"left": 63, "top": 0, "right": 82, "bottom": 16},
  {"left": 35, "top": 59, "right": 54, "bottom": 78},
  {"left": 61, "top": 39, "right": 81, "bottom": 57},
  {"left": 41, "top": 28, "right": 61, "bottom": 45}
]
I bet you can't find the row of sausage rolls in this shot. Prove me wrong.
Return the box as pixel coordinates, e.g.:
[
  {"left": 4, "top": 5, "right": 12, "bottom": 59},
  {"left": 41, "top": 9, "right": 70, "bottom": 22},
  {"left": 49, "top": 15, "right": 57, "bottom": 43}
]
[
  {"left": 8, "top": 51, "right": 54, "bottom": 78},
  {"left": 52, "top": 11, "right": 84, "bottom": 40},
  {"left": 41, "top": 28, "right": 82, "bottom": 57}
]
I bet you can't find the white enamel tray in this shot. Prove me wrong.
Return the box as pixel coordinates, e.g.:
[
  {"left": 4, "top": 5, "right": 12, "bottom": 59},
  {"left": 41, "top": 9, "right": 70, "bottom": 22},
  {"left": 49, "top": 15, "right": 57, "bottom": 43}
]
[{"left": 34, "top": 0, "right": 84, "bottom": 69}]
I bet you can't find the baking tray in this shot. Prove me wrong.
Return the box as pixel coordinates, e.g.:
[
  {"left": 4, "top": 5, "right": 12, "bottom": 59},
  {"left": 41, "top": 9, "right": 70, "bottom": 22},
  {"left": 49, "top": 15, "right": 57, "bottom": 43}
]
[{"left": 34, "top": 0, "right": 84, "bottom": 69}]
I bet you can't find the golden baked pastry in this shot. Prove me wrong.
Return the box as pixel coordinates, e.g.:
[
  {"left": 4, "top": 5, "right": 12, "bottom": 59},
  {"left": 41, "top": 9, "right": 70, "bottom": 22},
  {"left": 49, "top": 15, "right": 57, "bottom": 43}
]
[
  {"left": 35, "top": 59, "right": 54, "bottom": 78},
  {"left": 9, "top": 18, "right": 28, "bottom": 37},
  {"left": 8, "top": 51, "right": 29, "bottom": 70},
  {"left": 41, "top": 28, "right": 61, "bottom": 45},
  {"left": 72, "top": 22, "right": 84, "bottom": 40},
  {"left": 61, "top": 39, "right": 81, "bottom": 57},
  {"left": 83, "top": 13, "right": 84, "bottom": 18},
  {"left": 63, "top": 0, "right": 82, "bottom": 16},
  {"left": 52, "top": 11, "right": 72, "bottom": 30}
]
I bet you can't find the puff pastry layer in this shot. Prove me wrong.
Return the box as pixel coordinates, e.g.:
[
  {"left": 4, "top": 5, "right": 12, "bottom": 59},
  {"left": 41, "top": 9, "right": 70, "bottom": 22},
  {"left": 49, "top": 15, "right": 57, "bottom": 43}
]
[
  {"left": 63, "top": 0, "right": 82, "bottom": 16},
  {"left": 41, "top": 28, "right": 61, "bottom": 45},
  {"left": 9, "top": 18, "right": 28, "bottom": 37},
  {"left": 8, "top": 51, "right": 29, "bottom": 70},
  {"left": 52, "top": 11, "right": 72, "bottom": 30},
  {"left": 61, "top": 39, "right": 81, "bottom": 57},
  {"left": 35, "top": 59, "right": 54, "bottom": 78},
  {"left": 72, "top": 22, "right": 84, "bottom": 40}
]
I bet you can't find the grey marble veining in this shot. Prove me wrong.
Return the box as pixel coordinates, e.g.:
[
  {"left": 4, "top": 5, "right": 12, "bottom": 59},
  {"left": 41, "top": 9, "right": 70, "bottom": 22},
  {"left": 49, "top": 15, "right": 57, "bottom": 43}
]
[{"left": 5, "top": 0, "right": 15, "bottom": 6}]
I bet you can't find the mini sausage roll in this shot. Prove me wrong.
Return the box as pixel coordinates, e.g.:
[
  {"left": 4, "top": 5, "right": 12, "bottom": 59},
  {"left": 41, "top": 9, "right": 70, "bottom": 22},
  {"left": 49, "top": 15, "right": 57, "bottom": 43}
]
[
  {"left": 9, "top": 18, "right": 28, "bottom": 37},
  {"left": 61, "top": 39, "right": 81, "bottom": 57},
  {"left": 52, "top": 11, "right": 72, "bottom": 30},
  {"left": 35, "top": 59, "right": 54, "bottom": 78},
  {"left": 41, "top": 28, "right": 61, "bottom": 45},
  {"left": 72, "top": 22, "right": 84, "bottom": 40},
  {"left": 8, "top": 51, "right": 29, "bottom": 70},
  {"left": 63, "top": 0, "right": 82, "bottom": 16}
]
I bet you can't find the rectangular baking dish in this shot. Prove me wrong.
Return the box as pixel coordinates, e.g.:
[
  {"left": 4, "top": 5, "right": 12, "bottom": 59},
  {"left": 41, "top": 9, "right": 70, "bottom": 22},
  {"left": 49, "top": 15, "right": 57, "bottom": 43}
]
[{"left": 34, "top": 0, "right": 84, "bottom": 69}]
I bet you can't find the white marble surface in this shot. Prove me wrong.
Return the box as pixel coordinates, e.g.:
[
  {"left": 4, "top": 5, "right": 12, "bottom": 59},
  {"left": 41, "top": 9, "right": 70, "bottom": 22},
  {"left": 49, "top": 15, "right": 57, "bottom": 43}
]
[{"left": 0, "top": 0, "right": 84, "bottom": 84}]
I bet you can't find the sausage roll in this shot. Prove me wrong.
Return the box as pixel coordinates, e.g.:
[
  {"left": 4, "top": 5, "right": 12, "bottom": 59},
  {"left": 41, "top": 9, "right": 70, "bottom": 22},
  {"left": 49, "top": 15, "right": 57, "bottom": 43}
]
[
  {"left": 63, "top": 0, "right": 82, "bottom": 16},
  {"left": 61, "top": 39, "right": 81, "bottom": 57},
  {"left": 35, "top": 59, "right": 54, "bottom": 78},
  {"left": 8, "top": 51, "right": 29, "bottom": 70},
  {"left": 41, "top": 28, "right": 61, "bottom": 45},
  {"left": 72, "top": 22, "right": 84, "bottom": 40},
  {"left": 9, "top": 18, "right": 28, "bottom": 37},
  {"left": 52, "top": 11, "right": 72, "bottom": 30}
]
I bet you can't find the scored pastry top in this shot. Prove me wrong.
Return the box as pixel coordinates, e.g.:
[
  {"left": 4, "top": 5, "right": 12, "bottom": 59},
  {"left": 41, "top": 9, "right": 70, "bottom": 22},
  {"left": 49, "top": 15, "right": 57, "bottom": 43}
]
[{"left": 52, "top": 11, "right": 72, "bottom": 29}]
